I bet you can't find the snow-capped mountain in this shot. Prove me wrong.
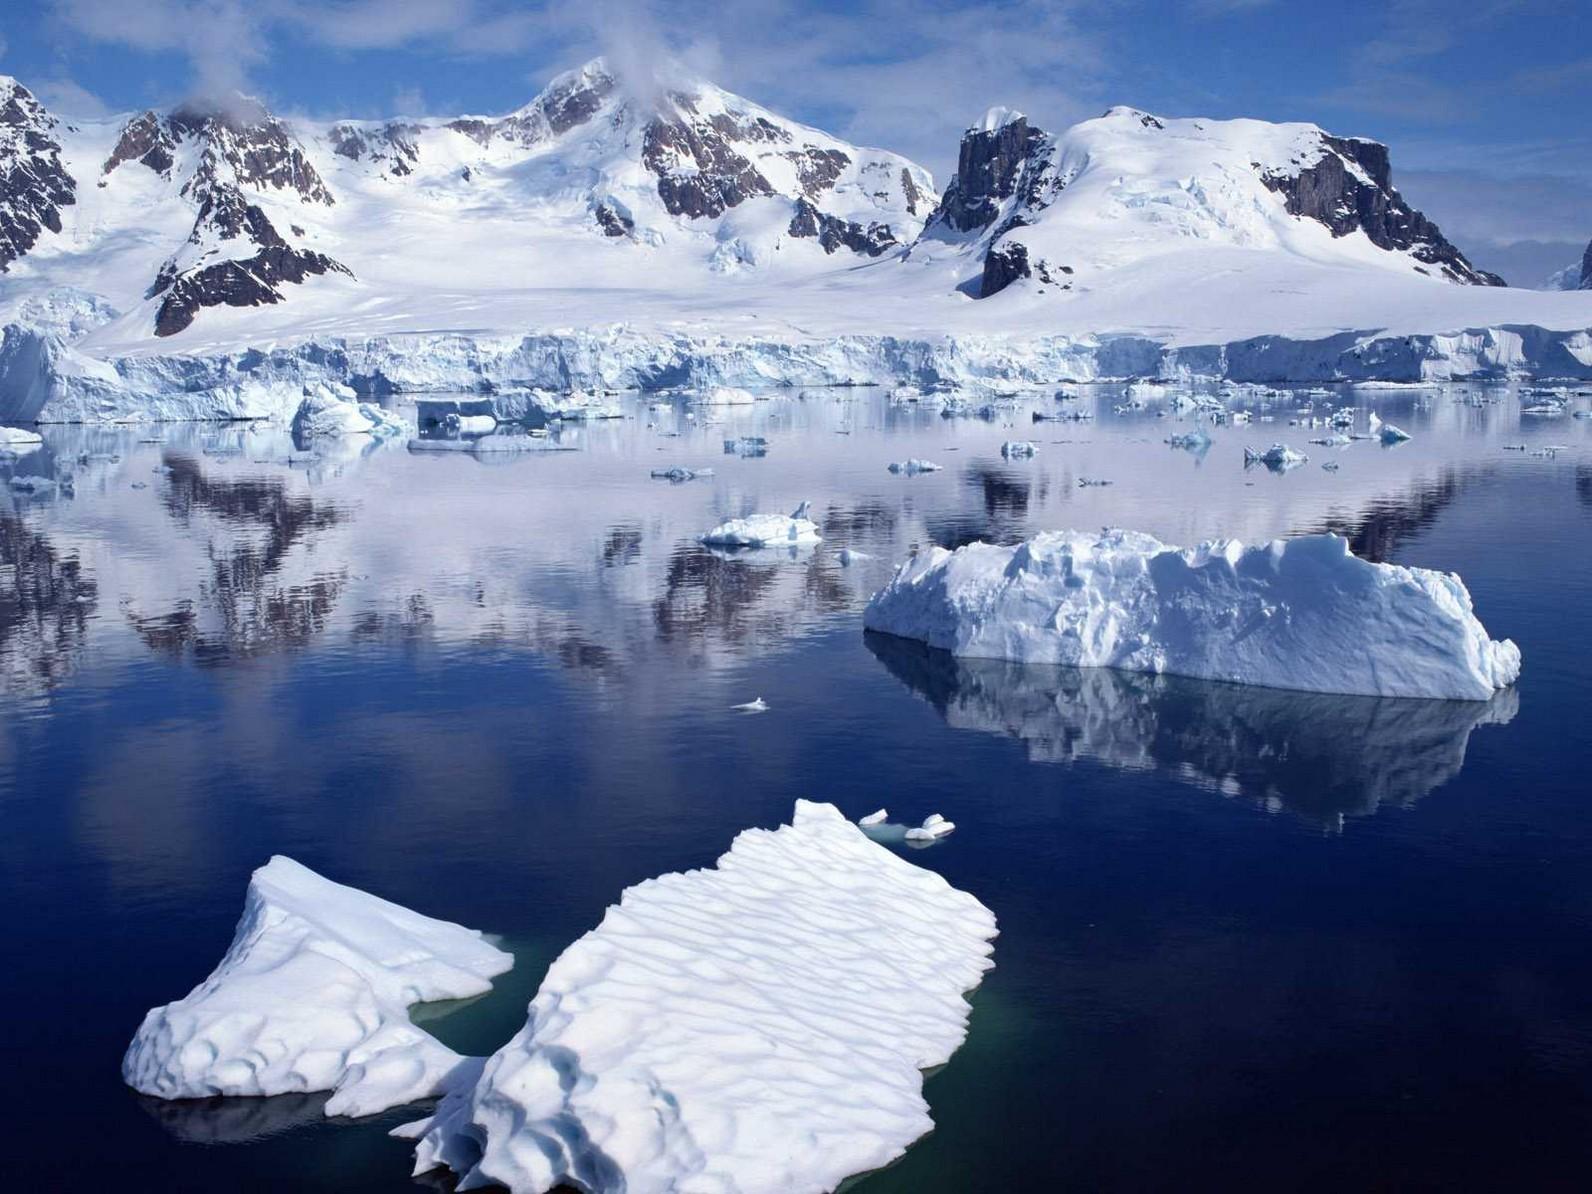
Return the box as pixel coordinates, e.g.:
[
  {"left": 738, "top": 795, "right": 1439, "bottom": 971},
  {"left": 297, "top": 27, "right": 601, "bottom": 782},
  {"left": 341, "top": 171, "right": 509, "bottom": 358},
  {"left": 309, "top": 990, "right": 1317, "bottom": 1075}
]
[
  {"left": 0, "top": 61, "right": 935, "bottom": 339},
  {"left": 1543, "top": 239, "right": 1590, "bottom": 290},
  {"left": 914, "top": 105, "right": 1503, "bottom": 299}
]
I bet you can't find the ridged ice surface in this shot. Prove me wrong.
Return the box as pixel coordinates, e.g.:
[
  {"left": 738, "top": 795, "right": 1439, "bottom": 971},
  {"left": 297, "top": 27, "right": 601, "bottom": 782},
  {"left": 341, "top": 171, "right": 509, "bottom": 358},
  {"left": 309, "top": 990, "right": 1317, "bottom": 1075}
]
[
  {"left": 122, "top": 857, "right": 512, "bottom": 1117},
  {"left": 403, "top": 800, "right": 998, "bottom": 1193},
  {"left": 864, "top": 529, "right": 1520, "bottom": 701}
]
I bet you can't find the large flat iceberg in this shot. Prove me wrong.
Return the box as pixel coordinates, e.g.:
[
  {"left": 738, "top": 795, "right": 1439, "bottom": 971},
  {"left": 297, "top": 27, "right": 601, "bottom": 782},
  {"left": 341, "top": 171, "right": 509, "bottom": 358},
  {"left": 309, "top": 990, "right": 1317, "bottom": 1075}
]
[
  {"left": 863, "top": 529, "right": 1520, "bottom": 701},
  {"left": 403, "top": 800, "right": 998, "bottom": 1193},
  {"left": 122, "top": 856, "right": 513, "bottom": 1118}
]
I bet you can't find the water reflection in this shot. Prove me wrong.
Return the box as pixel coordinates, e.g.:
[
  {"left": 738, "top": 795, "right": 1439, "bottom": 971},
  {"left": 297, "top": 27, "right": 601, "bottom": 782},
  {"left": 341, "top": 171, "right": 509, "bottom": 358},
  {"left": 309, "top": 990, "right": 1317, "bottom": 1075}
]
[
  {"left": 126, "top": 454, "right": 351, "bottom": 663},
  {"left": 137, "top": 1092, "right": 331, "bottom": 1144},
  {"left": 0, "top": 512, "right": 99, "bottom": 693},
  {"left": 1307, "top": 468, "right": 1474, "bottom": 563},
  {"left": 866, "top": 633, "right": 1518, "bottom": 827}
]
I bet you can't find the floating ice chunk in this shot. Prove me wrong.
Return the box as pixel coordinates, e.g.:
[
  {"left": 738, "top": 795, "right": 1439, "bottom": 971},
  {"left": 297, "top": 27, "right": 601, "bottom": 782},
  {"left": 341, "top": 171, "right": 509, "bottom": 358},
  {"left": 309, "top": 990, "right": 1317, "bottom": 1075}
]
[
  {"left": 863, "top": 528, "right": 1521, "bottom": 701},
  {"left": 1001, "top": 440, "right": 1038, "bottom": 458},
  {"left": 122, "top": 857, "right": 512, "bottom": 1118},
  {"left": 723, "top": 435, "right": 770, "bottom": 457},
  {"left": 858, "top": 808, "right": 889, "bottom": 826},
  {"left": 732, "top": 697, "right": 769, "bottom": 713},
  {"left": 1309, "top": 433, "right": 1351, "bottom": 447},
  {"left": 1166, "top": 430, "right": 1211, "bottom": 451},
  {"left": 889, "top": 385, "right": 924, "bottom": 403},
  {"left": 292, "top": 389, "right": 409, "bottom": 440},
  {"left": 837, "top": 548, "right": 872, "bottom": 566},
  {"left": 905, "top": 814, "right": 956, "bottom": 841},
  {"left": 650, "top": 466, "right": 713, "bottom": 482},
  {"left": 1322, "top": 461, "right": 1340, "bottom": 471},
  {"left": 403, "top": 801, "right": 997, "bottom": 1194},
  {"left": 887, "top": 458, "right": 943, "bottom": 474},
  {"left": 700, "top": 501, "right": 822, "bottom": 549},
  {"left": 695, "top": 386, "right": 757, "bottom": 406},
  {"left": 1378, "top": 423, "right": 1412, "bottom": 444},
  {"left": 8, "top": 474, "right": 56, "bottom": 493},
  {"left": 1368, "top": 411, "right": 1383, "bottom": 432},
  {"left": 0, "top": 425, "right": 43, "bottom": 453},
  {"left": 1244, "top": 443, "right": 1308, "bottom": 471},
  {"left": 444, "top": 412, "right": 498, "bottom": 436}
]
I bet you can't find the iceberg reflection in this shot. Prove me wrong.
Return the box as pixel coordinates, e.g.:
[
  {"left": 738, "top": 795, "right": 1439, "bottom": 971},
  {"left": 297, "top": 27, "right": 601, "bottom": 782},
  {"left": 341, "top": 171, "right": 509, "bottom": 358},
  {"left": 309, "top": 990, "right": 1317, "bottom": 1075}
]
[{"left": 866, "top": 632, "right": 1518, "bottom": 826}]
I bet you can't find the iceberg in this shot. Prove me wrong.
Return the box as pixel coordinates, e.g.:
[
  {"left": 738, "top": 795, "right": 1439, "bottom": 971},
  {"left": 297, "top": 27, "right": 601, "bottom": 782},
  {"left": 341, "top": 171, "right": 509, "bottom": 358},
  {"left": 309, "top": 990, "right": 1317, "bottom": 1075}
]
[
  {"left": 0, "top": 425, "right": 43, "bottom": 453},
  {"left": 403, "top": 801, "right": 997, "bottom": 1194},
  {"left": 862, "top": 529, "right": 1520, "bottom": 700},
  {"left": 887, "top": 458, "right": 943, "bottom": 474},
  {"left": 292, "top": 385, "right": 410, "bottom": 441},
  {"left": 699, "top": 501, "right": 822, "bottom": 549},
  {"left": 122, "top": 857, "right": 513, "bottom": 1118},
  {"left": 1000, "top": 440, "right": 1038, "bottom": 458},
  {"left": 1244, "top": 443, "right": 1308, "bottom": 470},
  {"left": 1379, "top": 423, "right": 1412, "bottom": 444}
]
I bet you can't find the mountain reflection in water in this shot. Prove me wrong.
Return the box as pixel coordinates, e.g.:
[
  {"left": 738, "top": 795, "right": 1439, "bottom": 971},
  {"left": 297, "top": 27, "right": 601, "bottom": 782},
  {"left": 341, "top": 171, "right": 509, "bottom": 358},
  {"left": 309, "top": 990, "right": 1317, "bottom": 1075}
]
[{"left": 866, "top": 633, "right": 1518, "bottom": 827}]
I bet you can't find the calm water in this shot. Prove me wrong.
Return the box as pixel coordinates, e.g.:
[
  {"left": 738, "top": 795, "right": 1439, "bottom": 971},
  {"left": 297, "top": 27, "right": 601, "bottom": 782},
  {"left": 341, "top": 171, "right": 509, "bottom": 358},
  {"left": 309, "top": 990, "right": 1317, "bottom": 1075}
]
[{"left": 3, "top": 383, "right": 1591, "bottom": 1191}]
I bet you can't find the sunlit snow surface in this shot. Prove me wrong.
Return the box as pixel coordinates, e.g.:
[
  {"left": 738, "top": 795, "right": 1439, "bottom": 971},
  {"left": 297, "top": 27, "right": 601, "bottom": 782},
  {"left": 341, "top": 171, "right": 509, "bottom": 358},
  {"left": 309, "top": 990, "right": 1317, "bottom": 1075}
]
[
  {"left": 403, "top": 800, "right": 998, "bottom": 1194},
  {"left": 864, "top": 529, "right": 1519, "bottom": 700},
  {"left": 122, "top": 857, "right": 512, "bottom": 1117}
]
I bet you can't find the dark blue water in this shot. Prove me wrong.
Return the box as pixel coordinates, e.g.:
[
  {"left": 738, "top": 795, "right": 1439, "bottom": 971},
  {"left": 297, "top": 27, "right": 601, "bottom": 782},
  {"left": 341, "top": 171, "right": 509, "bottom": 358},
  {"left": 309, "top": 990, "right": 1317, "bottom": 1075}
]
[{"left": 3, "top": 385, "right": 1590, "bottom": 1191}]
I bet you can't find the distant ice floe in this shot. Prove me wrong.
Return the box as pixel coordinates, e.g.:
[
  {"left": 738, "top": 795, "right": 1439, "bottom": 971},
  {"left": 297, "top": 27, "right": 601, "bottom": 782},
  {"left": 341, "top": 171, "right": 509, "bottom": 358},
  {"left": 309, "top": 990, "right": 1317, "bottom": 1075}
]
[
  {"left": 122, "top": 857, "right": 512, "bottom": 1118},
  {"left": 1378, "top": 423, "right": 1412, "bottom": 444},
  {"left": 732, "top": 697, "right": 769, "bottom": 713},
  {"left": 863, "top": 528, "right": 1520, "bottom": 701},
  {"left": 1000, "top": 440, "right": 1038, "bottom": 458},
  {"left": 292, "top": 384, "right": 411, "bottom": 441},
  {"left": 0, "top": 425, "right": 43, "bottom": 453},
  {"left": 402, "top": 801, "right": 997, "bottom": 1194},
  {"left": 699, "top": 501, "right": 821, "bottom": 549},
  {"left": 1244, "top": 443, "right": 1308, "bottom": 471},
  {"left": 887, "top": 458, "right": 942, "bottom": 474}
]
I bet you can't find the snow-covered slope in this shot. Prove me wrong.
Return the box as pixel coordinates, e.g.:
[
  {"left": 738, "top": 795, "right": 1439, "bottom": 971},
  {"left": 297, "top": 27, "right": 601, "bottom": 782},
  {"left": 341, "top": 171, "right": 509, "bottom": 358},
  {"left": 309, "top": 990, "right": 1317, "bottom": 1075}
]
[
  {"left": 914, "top": 105, "right": 1502, "bottom": 299},
  {"left": 1543, "top": 239, "right": 1590, "bottom": 291},
  {"left": 3, "top": 67, "right": 1592, "bottom": 417}
]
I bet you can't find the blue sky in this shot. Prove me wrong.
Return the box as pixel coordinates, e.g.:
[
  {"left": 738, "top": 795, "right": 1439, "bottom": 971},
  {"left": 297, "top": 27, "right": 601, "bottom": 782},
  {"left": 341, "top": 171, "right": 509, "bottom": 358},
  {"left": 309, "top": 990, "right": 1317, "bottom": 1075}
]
[{"left": 2, "top": 0, "right": 1587, "bottom": 281}]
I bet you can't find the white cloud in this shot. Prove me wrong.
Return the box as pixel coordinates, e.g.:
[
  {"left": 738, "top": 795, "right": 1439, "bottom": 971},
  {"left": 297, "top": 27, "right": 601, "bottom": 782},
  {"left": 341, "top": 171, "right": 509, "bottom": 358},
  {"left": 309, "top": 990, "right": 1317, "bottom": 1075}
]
[{"left": 32, "top": 75, "right": 113, "bottom": 116}]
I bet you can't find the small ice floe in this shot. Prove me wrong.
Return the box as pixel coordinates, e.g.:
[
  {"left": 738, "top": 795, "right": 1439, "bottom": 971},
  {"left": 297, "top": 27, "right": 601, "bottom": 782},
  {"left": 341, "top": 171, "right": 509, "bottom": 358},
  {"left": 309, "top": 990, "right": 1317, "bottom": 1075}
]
[
  {"left": 1166, "top": 430, "right": 1211, "bottom": 452},
  {"left": 122, "top": 857, "right": 512, "bottom": 1119},
  {"left": 650, "top": 466, "right": 713, "bottom": 482},
  {"left": 889, "top": 385, "right": 924, "bottom": 403},
  {"left": 858, "top": 808, "right": 889, "bottom": 827},
  {"left": 1378, "top": 424, "right": 1412, "bottom": 444},
  {"left": 732, "top": 697, "right": 770, "bottom": 713},
  {"left": 837, "top": 548, "right": 872, "bottom": 566},
  {"left": 0, "top": 425, "right": 44, "bottom": 454},
  {"left": 1502, "top": 443, "right": 1527, "bottom": 451},
  {"left": 695, "top": 386, "right": 757, "bottom": 406},
  {"left": 8, "top": 475, "right": 56, "bottom": 494},
  {"left": 444, "top": 412, "right": 497, "bottom": 436},
  {"left": 1322, "top": 461, "right": 1341, "bottom": 471},
  {"left": 1001, "top": 440, "right": 1038, "bottom": 458},
  {"left": 723, "top": 436, "right": 770, "bottom": 457},
  {"left": 699, "top": 501, "right": 821, "bottom": 549},
  {"left": 1368, "top": 411, "right": 1383, "bottom": 432},
  {"left": 905, "top": 813, "right": 957, "bottom": 842},
  {"left": 1309, "top": 433, "right": 1351, "bottom": 447},
  {"left": 1244, "top": 443, "right": 1308, "bottom": 472},
  {"left": 887, "top": 458, "right": 942, "bottom": 474},
  {"left": 402, "top": 802, "right": 996, "bottom": 1194},
  {"left": 1078, "top": 477, "right": 1114, "bottom": 487}
]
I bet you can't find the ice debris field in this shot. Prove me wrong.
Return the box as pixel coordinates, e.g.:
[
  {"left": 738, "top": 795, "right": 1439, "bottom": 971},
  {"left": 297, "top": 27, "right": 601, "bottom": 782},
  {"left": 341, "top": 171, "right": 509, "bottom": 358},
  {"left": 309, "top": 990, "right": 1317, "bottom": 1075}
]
[{"left": 126, "top": 804, "right": 998, "bottom": 1194}]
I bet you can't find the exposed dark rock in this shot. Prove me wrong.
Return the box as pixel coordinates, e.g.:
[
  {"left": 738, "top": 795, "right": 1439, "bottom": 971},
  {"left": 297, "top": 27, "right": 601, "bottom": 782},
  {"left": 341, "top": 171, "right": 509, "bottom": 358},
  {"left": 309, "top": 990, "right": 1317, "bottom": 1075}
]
[
  {"left": 978, "top": 239, "right": 1068, "bottom": 297},
  {"left": 445, "top": 117, "right": 493, "bottom": 145},
  {"left": 786, "top": 147, "right": 849, "bottom": 197},
  {"left": 103, "top": 111, "right": 176, "bottom": 178},
  {"left": 328, "top": 122, "right": 420, "bottom": 177},
  {"left": 642, "top": 116, "right": 775, "bottom": 219},
  {"left": 900, "top": 168, "right": 923, "bottom": 216},
  {"left": 932, "top": 114, "right": 1053, "bottom": 234},
  {"left": 166, "top": 100, "right": 334, "bottom": 206},
  {"left": 0, "top": 79, "right": 76, "bottom": 271},
  {"left": 151, "top": 183, "right": 350, "bottom": 336},
  {"left": 1262, "top": 136, "right": 1502, "bottom": 286},
  {"left": 593, "top": 200, "right": 634, "bottom": 237},
  {"left": 787, "top": 197, "right": 897, "bottom": 257},
  {"left": 487, "top": 66, "right": 616, "bottom": 148},
  {"left": 1581, "top": 239, "right": 1592, "bottom": 291}
]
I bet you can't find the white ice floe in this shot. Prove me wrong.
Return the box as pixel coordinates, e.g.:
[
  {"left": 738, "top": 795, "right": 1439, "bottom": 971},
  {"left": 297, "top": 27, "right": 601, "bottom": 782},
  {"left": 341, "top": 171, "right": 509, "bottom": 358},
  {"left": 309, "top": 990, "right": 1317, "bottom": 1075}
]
[
  {"left": 1244, "top": 443, "right": 1309, "bottom": 470},
  {"left": 695, "top": 386, "right": 758, "bottom": 406},
  {"left": 292, "top": 385, "right": 410, "bottom": 440},
  {"left": 699, "top": 501, "right": 822, "bottom": 549},
  {"left": 887, "top": 458, "right": 943, "bottom": 474},
  {"left": 858, "top": 808, "right": 889, "bottom": 826},
  {"left": 402, "top": 801, "right": 998, "bottom": 1194},
  {"left": 1378, "top": 423, "right": 1412, "bottom": 444},
  {"left": 650, "top": 466, "right": 713, "bottom": 482},
  {"left": 732, "top": 697, "right": 770, "bottom": 713},
  {"left": 1000, "top": 440, "right": 1038, "bottom": 458},
  {"left": 444, "top": 412, "right": 498, "bottom": 435},
  {"left": 906, "top": 814, "right": 957, "bottom": 842},
  {"left": 122, "top": 856, "right": 512, "bottom": 1118},
  {"left": 863, "top": 528, "right": 1521, "bottom": 701},
  {"left": 0, "top": 425, "right": 43, "bottom": 453}
]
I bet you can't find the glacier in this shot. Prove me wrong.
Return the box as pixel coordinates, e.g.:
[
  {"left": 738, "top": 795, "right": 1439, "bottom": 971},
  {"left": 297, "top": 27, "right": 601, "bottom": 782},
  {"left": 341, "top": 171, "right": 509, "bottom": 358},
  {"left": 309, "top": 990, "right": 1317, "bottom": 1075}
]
[
  {"left": 863, "top": 529, "right": 1521, "bottom": 701},
  {"left": 401, "top": 800, "right": 998, "bottom": 1194},
  {"left": 122, "top": 856, "right": 513, "bottom": 1118}
]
